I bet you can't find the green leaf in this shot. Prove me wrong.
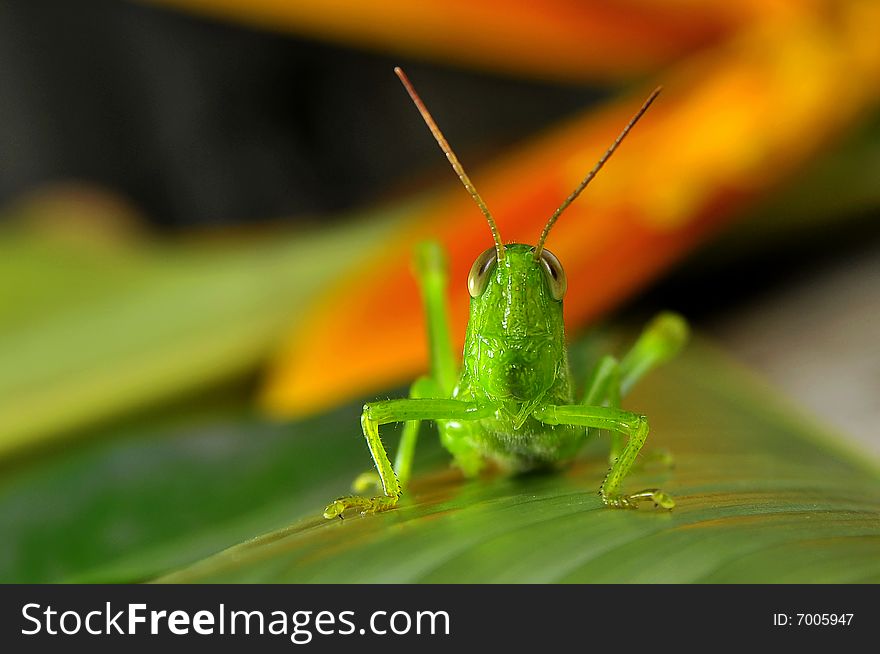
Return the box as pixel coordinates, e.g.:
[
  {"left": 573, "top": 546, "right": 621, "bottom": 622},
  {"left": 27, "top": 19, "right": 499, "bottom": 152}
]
[
  {"left": 4, "top": 337, "right": 877, "bottom": 584},
  {"left": 0, "top": 203, "right": 411, "bottom": 458},
  {"left": 0, "top": 396, "right": 403, "bottom": 583},
  {"left": 143, "top": 339, "right": 879, "bottom": 584}
]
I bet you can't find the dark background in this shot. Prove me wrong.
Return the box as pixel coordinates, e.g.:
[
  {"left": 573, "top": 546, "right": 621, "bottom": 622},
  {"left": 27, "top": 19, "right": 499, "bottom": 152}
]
[{"left": 0, "top": 0, "right": 600, "bottom": 229}]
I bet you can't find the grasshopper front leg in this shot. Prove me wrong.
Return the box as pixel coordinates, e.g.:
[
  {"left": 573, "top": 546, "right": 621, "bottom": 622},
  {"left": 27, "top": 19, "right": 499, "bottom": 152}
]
[
  {"left": 533, "top": 404, "right": 674, "bottom": 510},
  {"left": 554, "top": 313, "right": 687, "bottom": 509},
  {"left": 350, "top": 374, "right": 442, "bottom": 494},
  {"left": 324, "top": 399, "right": 494, "bottom": 518}
]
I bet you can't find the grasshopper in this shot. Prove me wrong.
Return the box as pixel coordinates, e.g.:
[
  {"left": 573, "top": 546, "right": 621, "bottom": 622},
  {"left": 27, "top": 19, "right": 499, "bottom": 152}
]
[{"left": 324, "top": 68, "right": 688, "bottom": 519}]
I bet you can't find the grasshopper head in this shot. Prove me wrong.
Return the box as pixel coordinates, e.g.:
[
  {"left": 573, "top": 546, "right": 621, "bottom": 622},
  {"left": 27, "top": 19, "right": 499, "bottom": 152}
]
[
  {"left": 463, "top": 244, "right": 567, "bottom": 414},
  {"left": 394, "top": 67, "right": 660, "bottom": 421}
]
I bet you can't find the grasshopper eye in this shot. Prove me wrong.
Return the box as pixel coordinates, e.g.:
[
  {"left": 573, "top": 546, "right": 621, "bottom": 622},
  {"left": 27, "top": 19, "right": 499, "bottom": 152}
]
[
  {"left": 468, "top": 247, "right": 497, "bottom": 298},
  {"left": 539, "top": 249, "right": 567, "bottom": 300}
]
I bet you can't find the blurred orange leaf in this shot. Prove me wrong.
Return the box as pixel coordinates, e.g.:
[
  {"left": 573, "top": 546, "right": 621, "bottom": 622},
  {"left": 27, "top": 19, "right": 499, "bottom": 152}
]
[
  {"left": 149, "top": 0, "right": 749, "bottom": 81},
  {"left": 262, "top": 2, "right": 880, "bottom": 416}
]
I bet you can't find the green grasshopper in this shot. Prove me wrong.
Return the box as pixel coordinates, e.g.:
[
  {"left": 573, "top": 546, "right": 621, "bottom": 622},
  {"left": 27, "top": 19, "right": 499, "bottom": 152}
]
[{"left": 324, "top": 68, "right": 688, "bottom": 519}]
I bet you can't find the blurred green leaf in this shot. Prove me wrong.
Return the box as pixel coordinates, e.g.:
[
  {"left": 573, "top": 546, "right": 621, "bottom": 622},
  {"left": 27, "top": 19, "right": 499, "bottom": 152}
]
[
  {"left": 0, "top": 202, "right": 413, "bottom": 457},
  {"left": 0, "top": 394, "right": 426, "bottom": 583},
  {"left": 137, "top": 339, "right": 879, "bottom": 584}
]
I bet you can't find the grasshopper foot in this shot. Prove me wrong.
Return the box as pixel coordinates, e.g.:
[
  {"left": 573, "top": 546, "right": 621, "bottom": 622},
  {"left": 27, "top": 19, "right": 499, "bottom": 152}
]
[
  {"left": 323, "top": 494, "right": 400, "bottom": 519},
  {"left": 601, "top": 488, "right": 675, "bottom": 510}
]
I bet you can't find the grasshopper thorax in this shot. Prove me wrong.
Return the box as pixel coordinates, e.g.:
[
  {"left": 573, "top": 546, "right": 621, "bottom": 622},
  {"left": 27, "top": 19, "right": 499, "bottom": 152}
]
[{"left": 462, "top": 244, "right": 568, "bottom": 415}]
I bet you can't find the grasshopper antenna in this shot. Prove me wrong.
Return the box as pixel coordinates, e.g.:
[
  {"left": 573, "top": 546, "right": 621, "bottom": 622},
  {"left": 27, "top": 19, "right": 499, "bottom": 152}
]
[
  {"left": 534, "top": 86, "right": 662, "bottom": 259},
  {"left": 395, "top": 66, "right": 505, "bottom": 260}
]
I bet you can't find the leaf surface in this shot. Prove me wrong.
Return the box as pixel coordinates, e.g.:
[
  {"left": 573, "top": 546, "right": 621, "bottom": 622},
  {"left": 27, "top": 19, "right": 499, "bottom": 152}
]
[{"left": 154, "top": 341, "right": 880, "bottom": 583}]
